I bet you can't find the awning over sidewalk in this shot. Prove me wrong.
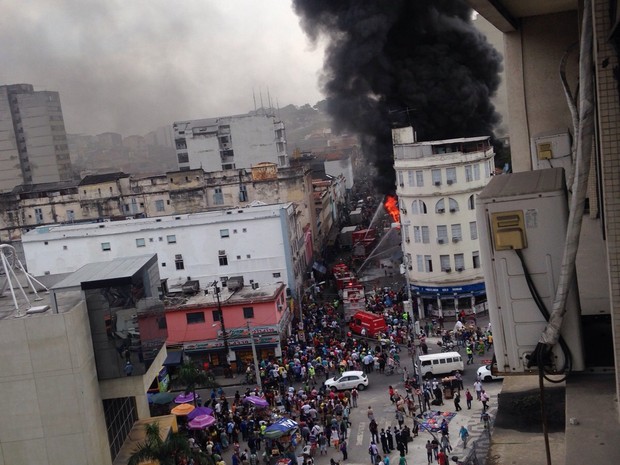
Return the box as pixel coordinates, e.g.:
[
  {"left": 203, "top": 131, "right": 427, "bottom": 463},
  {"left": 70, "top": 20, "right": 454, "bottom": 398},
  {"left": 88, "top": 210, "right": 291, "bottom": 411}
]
[{"left": 162, "top": 350, "right": 183, "bottom": 367}]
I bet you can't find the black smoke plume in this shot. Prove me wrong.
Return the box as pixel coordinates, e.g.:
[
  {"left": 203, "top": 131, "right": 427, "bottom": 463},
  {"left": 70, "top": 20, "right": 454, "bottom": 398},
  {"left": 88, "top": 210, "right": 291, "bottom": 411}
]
[{"left": 293, "top": 0, "right": 502, "bottom": 194}]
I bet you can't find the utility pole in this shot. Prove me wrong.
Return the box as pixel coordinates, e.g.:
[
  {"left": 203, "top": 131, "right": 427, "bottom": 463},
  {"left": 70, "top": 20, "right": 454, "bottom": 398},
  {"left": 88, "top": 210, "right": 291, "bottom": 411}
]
[
  {"left": 212, "top": 281, "right": 230, "bottom": 374},
  {"left": 247, "top": 321, "right": 262, "bottom": 391}
]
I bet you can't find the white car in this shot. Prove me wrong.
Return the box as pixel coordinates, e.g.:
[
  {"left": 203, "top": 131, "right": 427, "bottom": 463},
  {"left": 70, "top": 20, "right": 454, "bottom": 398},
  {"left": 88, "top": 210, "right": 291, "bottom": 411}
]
[
  {"left": 477, "top": 364, "right": 503, "bottom": 381},
  {"left": 324, "top": 370, "right": 369, "bottom": 391}
]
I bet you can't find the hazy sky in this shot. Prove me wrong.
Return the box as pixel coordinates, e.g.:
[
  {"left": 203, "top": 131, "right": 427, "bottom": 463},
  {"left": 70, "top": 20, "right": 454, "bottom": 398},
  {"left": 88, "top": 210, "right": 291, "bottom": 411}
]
[{"left": 1, "top": 0, "right": 325, "bottom": 136}]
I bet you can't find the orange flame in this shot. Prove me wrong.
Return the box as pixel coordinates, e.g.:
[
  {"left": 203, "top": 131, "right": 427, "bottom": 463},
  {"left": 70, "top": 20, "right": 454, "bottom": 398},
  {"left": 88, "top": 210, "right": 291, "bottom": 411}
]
[{"left": 384, "top": 194, "right": 400, "bottom": 223}]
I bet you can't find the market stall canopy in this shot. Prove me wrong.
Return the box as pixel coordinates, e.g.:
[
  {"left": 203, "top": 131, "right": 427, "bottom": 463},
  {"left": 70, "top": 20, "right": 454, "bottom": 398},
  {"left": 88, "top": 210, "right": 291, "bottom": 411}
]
[
  {"left": 175, "top": 392, "right": 199, "bottom": 404},
  {"left": 263, "top": 418, "right": 299, "bottom": 439},
  {"left": 244, "top": 395, "right": 269, "bottom": 407},
  {"left": 187, "top": 414, "right": 216, "bottom": 430},
  {"left": 171, "top": 403, "right": 195, "bottom": 416},
  {"left": 149, "top": 392, "right": 176, "bottom": 405},
  {"left": 187, "top": 406, "right": 214, "bottom": 420}
]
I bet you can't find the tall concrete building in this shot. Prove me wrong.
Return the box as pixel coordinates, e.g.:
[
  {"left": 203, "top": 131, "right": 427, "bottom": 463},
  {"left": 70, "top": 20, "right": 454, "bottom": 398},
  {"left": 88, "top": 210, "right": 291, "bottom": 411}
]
[
  {"left": 0, "top": 84, "right": 73, "bottom": 192},
  {"left": 173, "top": 113, "right": 288, "bottom": 172},
  {"left": 393, "top": 127, "right": 495, "bottom": 318}
]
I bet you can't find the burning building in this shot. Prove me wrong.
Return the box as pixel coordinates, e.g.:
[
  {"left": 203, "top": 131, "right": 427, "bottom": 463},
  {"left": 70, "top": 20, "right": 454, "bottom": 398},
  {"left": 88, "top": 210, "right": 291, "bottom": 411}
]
[{"left": 393, "top": 126, "right": 495, "bottom": 318}]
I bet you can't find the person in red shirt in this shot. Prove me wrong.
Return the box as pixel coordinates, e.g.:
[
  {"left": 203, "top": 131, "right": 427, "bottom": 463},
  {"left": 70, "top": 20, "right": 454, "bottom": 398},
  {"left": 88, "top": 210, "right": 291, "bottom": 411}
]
[{"left": 437, "top": 450, "right": 448, "bottom": 465}]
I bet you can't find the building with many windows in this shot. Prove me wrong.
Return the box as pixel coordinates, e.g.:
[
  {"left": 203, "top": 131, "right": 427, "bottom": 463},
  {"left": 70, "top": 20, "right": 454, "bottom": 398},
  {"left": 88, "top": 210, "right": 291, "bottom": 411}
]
[
  {"left": 393, "top": 126, "right": 495, "bottom": 318},
  {"left": 22, "top": 202, "right": 305, "bottom": 298},
  {"left": 173, "top": 113, "right": 287, "bottom": 172},
  {"left": 0, "top": 84, "right": 73, "bottom": 192}
]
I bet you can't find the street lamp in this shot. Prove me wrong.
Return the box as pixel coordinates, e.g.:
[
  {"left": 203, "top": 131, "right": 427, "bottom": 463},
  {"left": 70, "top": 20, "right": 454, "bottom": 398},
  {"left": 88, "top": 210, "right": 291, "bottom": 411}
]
[{"left": 246, "top": 321, "right": 263, "bottom": 391}]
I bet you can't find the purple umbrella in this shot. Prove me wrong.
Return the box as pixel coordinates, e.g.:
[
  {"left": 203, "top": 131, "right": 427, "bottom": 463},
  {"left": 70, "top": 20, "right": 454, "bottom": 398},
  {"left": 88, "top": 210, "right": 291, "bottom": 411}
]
[
  {"left": 243, "top": 395, "right": 269, "bottom": 407},
  {"left": 175, "top": 392, "right": 198, "bottom": 404},
  {"left": 187, "top": 406, "right": 215, "bottom": 420},
  {"left": 187, "top": 414, "right": 216, "bottom": 430}
]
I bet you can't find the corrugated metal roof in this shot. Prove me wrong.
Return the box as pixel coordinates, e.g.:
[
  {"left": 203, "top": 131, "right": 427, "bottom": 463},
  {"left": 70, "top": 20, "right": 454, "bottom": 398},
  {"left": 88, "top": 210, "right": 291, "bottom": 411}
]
[
  {"left": 79, "top": 172, "right": 129, "bottom": 186},
  {"left": 52, "top": 254, "right": 156, "bottom": 289}
]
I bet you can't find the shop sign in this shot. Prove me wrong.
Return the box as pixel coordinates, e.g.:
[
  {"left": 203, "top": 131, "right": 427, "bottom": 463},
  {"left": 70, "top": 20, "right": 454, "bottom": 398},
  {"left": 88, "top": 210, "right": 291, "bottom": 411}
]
[{"left": 217, "top": 325, "right": 278, "bottom": 339}]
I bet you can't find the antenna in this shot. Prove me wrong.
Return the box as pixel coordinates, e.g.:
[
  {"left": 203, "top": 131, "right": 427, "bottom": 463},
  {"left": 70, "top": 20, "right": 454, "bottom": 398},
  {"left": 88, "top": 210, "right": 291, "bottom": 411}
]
[
  {"left": 267, "top": 88, "right": 272, "bottom": 115},
  {"left": 253, "top": 88, "right": 257, "bottom": 113},
  {"left": 259, "top": 89, "right": 265, "bottom": 116}
]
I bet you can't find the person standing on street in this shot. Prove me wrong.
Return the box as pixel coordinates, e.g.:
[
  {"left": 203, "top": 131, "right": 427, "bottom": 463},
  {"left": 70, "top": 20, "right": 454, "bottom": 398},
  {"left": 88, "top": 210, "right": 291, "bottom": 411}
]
[
  {"left": 465, "top": 389, "right": 473, "bottom": 409},
  {"left": 369, "top": 419, "right": 379, "bottom": 443},
  {"left": 473, "top": 380, "right": 483, "bottom": 401},
  {"left": 386, "top": 427, "right": 394, "bottom": 451},
  {"left": 481, "top": 390, "right": 489, "bottom": 412},
  {"left": 459, "top": 426, "right": 470, "bottom": 449},
  {"left": 340, "top": 439, "right": 348, "bottom": 461},
  {"left": 367, "top": 406, "right": 375, "bottom": 421},
  {"left": 453, "top": 391, "right": 462, "bottom": 411},
  {"left": 380, "top": 429, "right": 390, "bottom": 455},
  {"left": 351, "top": 388, "right": 358, "bottom": 408},
  {"left": 466, "top": 345, "right": 474, "bottom": 365},
  {"left": 425, "top": 440, "right": 434, "bottom": 464}
]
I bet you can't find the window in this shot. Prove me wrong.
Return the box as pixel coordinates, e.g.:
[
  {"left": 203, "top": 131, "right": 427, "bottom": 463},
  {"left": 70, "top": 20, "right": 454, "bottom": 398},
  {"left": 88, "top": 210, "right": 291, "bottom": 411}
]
[
  {"left": 424, "top": 255, "right": 433, "bottom": 273},
  {"left": 237, "top": 255, "right": 241, "bottom": 260},
  {"left": 435, "top": 198, "right": 445, "bottom": 213},
  {"left": 468, "top": 195, "right": 475, "bottom": 210},
  {"left": 220, "top": 229, "right": 230, "bottom": 238},
  {"left": 239, "top": 185, "right": 248, "bottom": 202},
  {"left": 472, "top": 251, "right": 480, "bottom": 269},
  {"left": 484, "top": 160, "right": 491, "bottom": 178},
  {"left": 448, "top": 198, "right": 459, "bottom": 212},
  {"left": 246, "top": 254, "right": 251, "bottom": 259},
  {"left": 397, "top": 171, "right": 404, "bottom": 186},
  {"left": 242, "top": 228, "right": 247, "bottom": 233},
  {"left": 451, "top": 224, "right": 462, "bottom": 241},
  {"left": 136, "top": 238, "right": 146, "bottom": 248},
  {"left": 213, "top": 187, "right": 224, "bottom": 205},
  {"left": 437, "top": 225, "right": 448, "bottom": 243},
  {"left": 473, "top": 164, "right": 481, "bottom": 180},
  {"left": 402, "top": 224, "right": 410, "bottom": 242},
  {"left": 440, "top": 255, "right": 451, "bottom": 271},
  {"left": 273, "top": 272, "right": 281, "bottom": 278},
  {"left": 101, "top": 242, "right": 111, "bottom": 251},
  {"left": 218, "top": 251, "right": 228, "bottom": 266},
  {"left": 465, "top": 165, "right": 473, "bottom": 182},
  {"left": 413, "top": 226, "right": 422, "bottom": 243},
  {"left": 411, "top": 200, "right": 427, "bottom": 215},
  {"left": 421, "top": 226, "right": 430, "bottom": 244},
  {"left": 175, "top": 254, "right": 184, "bottom": 270},
  {"left": 243, "top": 307, "right": 254, "bottom": 319},
  {"left": 431, "top": 169, "right": 442, "bottom": 185},
  {"left": 417, "top": 255, "right": 424, "bottom": 272},
  {"left": 455, "top": 253, "right": 465, "bottom": 270},
  {"left": 212, "top": 310, "right": 221, "bottom": 322},
  {"left": 157, "top": 316, "right": 167, "bottom": 329},
  {"left": 186, "top": 312, "right": 205, "bottom": 324},
  {"left": 67, "top": 210, "right": 75, "bottom": 222},
  {"left": 415, "top": 171, "right": 424, "bottom": 187},
  {"left": 446, "top": 167, "right": 457, "bottom": 184},
  {"left": 34, "top": 208, "right": 43, "bottom": 224},
  {"left": 407, "top": 171, "right": 415, "bottom": 187},
  {"left": 177, "top": 153, "right": 189, "bottom": 164},
  {"left": 155, "top": 200, "right": 165, "bottom": 212},
  {"left": 167, "top": 235, "right": 177, "bottom": 244},
  {"left": 469, "top": 221, "right": 478, "bottom": 240},
  {"left": 220, "top": 277, "right": 228, "bottom": 287}
]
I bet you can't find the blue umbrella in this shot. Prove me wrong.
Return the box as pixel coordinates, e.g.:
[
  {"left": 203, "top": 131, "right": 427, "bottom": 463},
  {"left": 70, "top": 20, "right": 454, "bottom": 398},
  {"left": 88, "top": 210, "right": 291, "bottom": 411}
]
[{"left": 263, "top": 418, "right": 298, "bottom": 439}]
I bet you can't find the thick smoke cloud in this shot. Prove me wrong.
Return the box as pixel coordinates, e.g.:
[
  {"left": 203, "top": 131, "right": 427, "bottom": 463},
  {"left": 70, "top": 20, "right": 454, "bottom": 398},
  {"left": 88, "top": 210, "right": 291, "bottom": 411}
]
[{"left": 293, "top": 0, "right": 502, "bottom": 194}]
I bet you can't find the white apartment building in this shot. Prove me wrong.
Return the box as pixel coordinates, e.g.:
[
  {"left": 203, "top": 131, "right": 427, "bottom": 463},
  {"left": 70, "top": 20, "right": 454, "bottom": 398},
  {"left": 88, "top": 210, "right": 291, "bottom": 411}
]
[
  {"left": 22, "top": 202, "right": 305, "bottom": 296},
  {"left": 393, "top": 126, "right": 495, "bottom": 318},
  {"left": 173, "top": 113, "right": 287, "bottom": 172},
  {"left": 0, "top": 84, "right": 73, "bottom": 192}
]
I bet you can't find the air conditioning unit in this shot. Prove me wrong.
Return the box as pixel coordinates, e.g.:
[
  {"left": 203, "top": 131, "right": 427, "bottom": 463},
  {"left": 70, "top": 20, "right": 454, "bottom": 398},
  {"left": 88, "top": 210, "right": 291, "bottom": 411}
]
[
  {"left": 251, "top": 282, "right": 260, "bottom": 290},
  {"left": 452, "top": 237, "right": 461, "bottom": 243},
  {"left": 442, "top": 267, "right": 452, "bottom": 273},
  {"left": 399, "top": 183, "right": 404, "bottom": 187},
  {"left": 405, "top": 239, "right": 410, "bottom": 243},
  {"left": 456, "top": 267, "right": 464, "bottom": 272},
  {"left": 476, "top": 168, "right": 585, "bottom": 374},
  {"left": 437, "top": 208, "right": 445, "bottom": 213},
  {"left": 450, "top": 208, "right": 457, "bottom": 213},
  {"left": 401, "top": 208, "right": 407, "bottom": 214},
  {"left": 227, "top": 276, "right": 244, "bottom": 291},
  {"left": 447, "top": 180, "right": 454, "bottom": 185},
  {"left": 438, "top": 238, "right": 445, "bottom": 244},
  {"left": 434, "top": 181, "right": 441, "bottom": 186}
]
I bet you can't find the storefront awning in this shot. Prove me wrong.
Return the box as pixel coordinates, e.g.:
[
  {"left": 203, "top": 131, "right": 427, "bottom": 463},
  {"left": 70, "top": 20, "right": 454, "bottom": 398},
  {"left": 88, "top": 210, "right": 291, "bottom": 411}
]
[
  {"left": 411, "top": 281, "right": 486, "bottom": 297},
  {"left": 162, "top": 350, "right": 183, "bottom": 367}
]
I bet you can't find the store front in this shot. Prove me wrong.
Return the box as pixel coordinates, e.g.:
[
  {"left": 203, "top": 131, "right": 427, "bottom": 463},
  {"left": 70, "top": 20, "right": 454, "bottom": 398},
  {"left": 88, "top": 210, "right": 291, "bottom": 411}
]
[{"left": 411, "top": 282, "right": 486, "bottom": 319}]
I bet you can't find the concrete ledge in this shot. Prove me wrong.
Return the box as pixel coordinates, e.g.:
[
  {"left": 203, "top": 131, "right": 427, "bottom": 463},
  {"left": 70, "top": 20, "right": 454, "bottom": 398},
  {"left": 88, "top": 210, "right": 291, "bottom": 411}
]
[{"left": 565, "top": 374, "right": 620, "bottom": 465}]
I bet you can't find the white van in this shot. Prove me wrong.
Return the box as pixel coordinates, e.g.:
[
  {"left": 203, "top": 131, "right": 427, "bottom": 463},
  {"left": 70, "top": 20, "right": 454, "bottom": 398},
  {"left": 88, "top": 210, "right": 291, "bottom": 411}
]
[{"left": 419, "top": 352, "right": 464, "bottom": 378}]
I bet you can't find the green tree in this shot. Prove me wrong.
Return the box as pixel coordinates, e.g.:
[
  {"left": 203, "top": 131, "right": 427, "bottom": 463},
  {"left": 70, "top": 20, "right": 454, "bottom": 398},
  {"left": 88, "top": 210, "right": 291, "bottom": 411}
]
[
  {"left": 128, "top": 422, "right": 191, "bottom": 465},
  {"left": 177, "top": 361, "right": 216, "bottom": 406}
]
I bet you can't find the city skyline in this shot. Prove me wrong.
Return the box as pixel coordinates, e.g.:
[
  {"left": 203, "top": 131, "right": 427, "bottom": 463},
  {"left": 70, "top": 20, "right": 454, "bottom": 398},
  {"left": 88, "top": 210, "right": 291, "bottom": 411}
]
[{"left": 0, "top": 0, "right": 325, "bottom": 136}]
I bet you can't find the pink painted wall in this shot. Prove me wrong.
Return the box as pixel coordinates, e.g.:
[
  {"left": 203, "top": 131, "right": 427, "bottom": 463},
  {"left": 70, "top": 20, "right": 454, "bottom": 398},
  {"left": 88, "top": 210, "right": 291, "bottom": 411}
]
[{"left": 166, "top": 288, "right": 287, "bottom": 344}]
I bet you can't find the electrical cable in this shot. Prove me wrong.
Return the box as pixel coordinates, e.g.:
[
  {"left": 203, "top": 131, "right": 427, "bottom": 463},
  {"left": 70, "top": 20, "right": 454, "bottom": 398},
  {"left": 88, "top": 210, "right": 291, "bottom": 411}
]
[{"left": 514, "top": 249, "right": 571, "bottom": 383}]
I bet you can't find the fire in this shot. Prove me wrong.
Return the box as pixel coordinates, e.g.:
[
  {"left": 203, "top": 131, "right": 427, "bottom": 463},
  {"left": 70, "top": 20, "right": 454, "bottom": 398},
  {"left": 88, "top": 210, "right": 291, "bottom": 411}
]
[{"left": 384, "top": 194, "right": 400, "bottom": 223}]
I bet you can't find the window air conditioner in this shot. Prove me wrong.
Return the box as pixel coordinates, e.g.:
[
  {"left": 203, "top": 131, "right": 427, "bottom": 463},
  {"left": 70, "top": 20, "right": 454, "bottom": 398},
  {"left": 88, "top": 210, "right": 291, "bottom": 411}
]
[
  {"left": 452, "top": 237, "right": 460, "bottom": 243},
  {"left": 437, "top": 208, "right": 445, "bottom": 213},
  {"left": 434, "top": 181, "right": 441, "bottom": 186},
  {"left": 438, "top": 238, "right": 445, "bottom": 244},
  {"left": 447, "top": 180, "right": 453, "bottom": 185},
  {"left": 450, "top": 208, "right": 457, "bottom": 213},
  {"left": 456, "top": 267, "right": 464, "bottom": 272},
  {"left": 443, "top": 267, "right": 452, "bottom": 273}
]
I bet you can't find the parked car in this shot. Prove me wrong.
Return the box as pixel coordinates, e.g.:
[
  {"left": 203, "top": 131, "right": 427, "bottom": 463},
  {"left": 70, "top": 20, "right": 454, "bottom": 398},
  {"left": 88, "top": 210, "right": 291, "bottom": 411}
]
[
  {"left": 477, "top": 364, "right": 503, "bottom": 381},
  {"left": 324, "top": 370, "right": 369, "bottom": 391}
]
